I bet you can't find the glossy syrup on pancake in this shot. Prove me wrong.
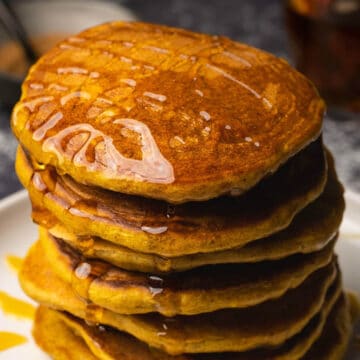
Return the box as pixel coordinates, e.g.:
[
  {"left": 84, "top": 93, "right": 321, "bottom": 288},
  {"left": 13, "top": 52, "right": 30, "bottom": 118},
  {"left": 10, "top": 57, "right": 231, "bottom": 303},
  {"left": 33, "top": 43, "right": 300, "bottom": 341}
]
[
  {"left": 38, "top": 227, "right": 336, "bottom": 316},
  {"left": 16, "top": 139, "right": 327, "bottom": 256},
  {"left": 32, "top": 292, "right": 351, "bottom": 360},
  {"left": 44, "top": 152, "right": 343, "bottom": 273},
  {"left": 0, "top": 290, "right": 35, "bottom": 320},
  {"left": 0, "top": 332, "right": 28, "bottom": 352},
  {"left": 11, "top": 22, "right": 325, "bottom": 203},
  {"left": 19, "top": 240, "right": 339, "bottom": 354}
]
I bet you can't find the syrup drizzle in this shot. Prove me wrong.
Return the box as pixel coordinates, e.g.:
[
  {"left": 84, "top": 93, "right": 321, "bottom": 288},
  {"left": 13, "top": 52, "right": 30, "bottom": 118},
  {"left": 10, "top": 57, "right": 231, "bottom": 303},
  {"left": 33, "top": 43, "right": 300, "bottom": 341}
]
[
  {"left": 199, "top": 110, "right": 211, "bottom": 121},
  {"left": 143, "top": 45, "right": 169, "bottom": 54},
  {"left": 32, "top": 111, "right": 63, "bottom": 141},
  {"left": 222, "top": 51, "right": 252, "bottom": 67},
  {"left": 148, "top": 275, "right": 164, "bottom": 297},
  {"left": 121, "top": 79, "right": 137, "bottom": 87},
  {"left": 32, "top": 172, "right": 47, "bottom": 192},
  {"left": 48, "top": 84, "right": 68, "bottom": 92},
  {"left": 74, "top": 262, "right": 92, "bottom": 280},
  {"left": 60, "top": 91, "right": 91, "bottom": 106},
  {"left": 143, "top": 92, "right": 167, "bottom": 102},
  {"left": 120, "top": 56, "right": 133, "bottom": 64},
  {"left": 13, "top": 30, "right": 282, "bottom": 191},
  {"left": 57, "top": 67, "right": 88, "bottom": 75},
  {"left": 52, "top": 34, "right": 273, "bottom": 114},
  {"left": 206, "top": 63, "right": 269, "bottom": 103},
  {"left": 42, "top": 119, "right": 175, "bottom": 184},
  {"left": 141, "top": 225, "right": 168, "bottom": 234},
  {"left": 195, "top": 89, "right": 204, "bottom": 97},
  {"left": 29, "top": 83, "right": 44, "bottom": 90}
]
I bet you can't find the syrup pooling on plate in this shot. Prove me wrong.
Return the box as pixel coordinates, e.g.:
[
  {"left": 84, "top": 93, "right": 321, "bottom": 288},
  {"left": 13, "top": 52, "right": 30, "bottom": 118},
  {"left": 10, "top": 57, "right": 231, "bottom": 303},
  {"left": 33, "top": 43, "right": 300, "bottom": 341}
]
[
  {"left": 0, "top": 259, "right": 32, "bottom": 352},
  {"left": 0, "top": 332, "right": 27, "bottom": 351},
  {"left": 0, "top": 290, "right": 35, "bottom": 320},
  {"left": 5, "top": 255, "right": 23, "bottom": 273}
]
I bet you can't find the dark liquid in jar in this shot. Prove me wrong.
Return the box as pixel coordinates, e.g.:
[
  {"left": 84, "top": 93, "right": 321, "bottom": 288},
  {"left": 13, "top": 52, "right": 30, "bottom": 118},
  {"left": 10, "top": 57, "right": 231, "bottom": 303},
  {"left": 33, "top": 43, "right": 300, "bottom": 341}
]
[{"left": 285, "top": 0, "right": 360, "bottom": 112}]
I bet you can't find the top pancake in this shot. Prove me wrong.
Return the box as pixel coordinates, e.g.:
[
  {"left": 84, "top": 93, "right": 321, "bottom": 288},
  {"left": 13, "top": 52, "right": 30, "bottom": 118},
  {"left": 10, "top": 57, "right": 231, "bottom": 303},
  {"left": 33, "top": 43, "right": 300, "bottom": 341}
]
[{"left": 11, "top": 21, "right": 324, "bottom": 203}]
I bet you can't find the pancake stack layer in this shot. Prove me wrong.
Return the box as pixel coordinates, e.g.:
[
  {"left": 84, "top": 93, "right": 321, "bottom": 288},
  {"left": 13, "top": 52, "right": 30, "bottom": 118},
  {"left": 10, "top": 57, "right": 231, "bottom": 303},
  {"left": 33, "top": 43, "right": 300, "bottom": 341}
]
[{"left": 11, "top": 22, "right": 358, "bottom": 359}]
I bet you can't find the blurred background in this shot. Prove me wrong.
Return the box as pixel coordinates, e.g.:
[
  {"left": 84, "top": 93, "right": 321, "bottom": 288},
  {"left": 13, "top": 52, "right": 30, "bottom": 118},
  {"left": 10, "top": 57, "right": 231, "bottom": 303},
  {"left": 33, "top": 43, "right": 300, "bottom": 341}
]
[{"left": 0, "top": 0, "right": 359, "bottom": 198}]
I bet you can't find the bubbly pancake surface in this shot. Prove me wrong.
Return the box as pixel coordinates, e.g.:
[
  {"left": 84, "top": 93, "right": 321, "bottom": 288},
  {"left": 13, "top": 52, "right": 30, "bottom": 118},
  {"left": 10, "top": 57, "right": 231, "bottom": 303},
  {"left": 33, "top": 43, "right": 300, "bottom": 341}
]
[
  {"left": 11, "top": 21, "right": 325, "bottom": 203},
  {"left": 16, "top": 139, "right": 327, "bottom": 256},
  {"left": 38, "top": 227, "right": 335, "bottom": 315}
]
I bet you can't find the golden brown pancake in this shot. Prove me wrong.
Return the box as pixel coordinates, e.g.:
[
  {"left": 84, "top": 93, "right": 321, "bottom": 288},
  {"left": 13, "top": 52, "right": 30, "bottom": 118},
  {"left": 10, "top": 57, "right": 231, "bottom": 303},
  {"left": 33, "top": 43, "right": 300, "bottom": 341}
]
[
  {"left": 34, "top": 307, "right": 99, "bottom": 360},
  {"left": 11, "top": 21, "right": 325, "bottom": 203},
  {"left": 32, "top": 293, "right": 351, "bottom": 360},
  {"left": 39, "top": 226, "right": 335, "bottom": 316},
  {"left": 20, "top": 240, "right": 339, "bottom": 354},
  {"left": 47, "top": 154, "right": 343, "bottom": 273},
  {"left": 16, "top": 139, "right": 327, "bottom": 256}
]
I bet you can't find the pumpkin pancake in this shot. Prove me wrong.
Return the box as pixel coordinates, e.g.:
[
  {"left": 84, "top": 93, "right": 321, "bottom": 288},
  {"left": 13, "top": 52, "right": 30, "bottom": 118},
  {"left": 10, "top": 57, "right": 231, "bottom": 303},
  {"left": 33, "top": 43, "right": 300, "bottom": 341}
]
[
  {"left": 34, "top": 307, "right": 100, "bottom": 360},
  {"left": 11, "top": 21, "right": 325, "bottom": 203},
  {"left": 15, "top": 138, "right": 327, "bottom": 257},
  {"left": 47, "top": 154, "right": 343, "bottom": 273},
  {"left": 302, "top": 295, "right": 353, "bottom": 360},
  {"left": 39, "top": 227, "right": 335, "bottom": 315},
  {"left": 32, "top": 293, "right": 351, "bottom": 360},
  {"left": 20, "top": 240, "right": 338, "bottom": 354}
]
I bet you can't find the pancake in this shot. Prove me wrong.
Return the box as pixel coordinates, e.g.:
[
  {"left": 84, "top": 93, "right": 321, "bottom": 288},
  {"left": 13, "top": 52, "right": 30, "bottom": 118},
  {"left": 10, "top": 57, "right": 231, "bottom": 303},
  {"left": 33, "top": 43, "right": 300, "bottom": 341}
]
[
  {"left": 39, "top": 227, "right": 335, "bottom": 315},
  {"left": 16, "top": 138, "right": 328, "bottom": 257},
  {"left": 47, "top": 154, "right": 343, "bottom": 273},
  {"left": 32, "top": 293, "right": 351, "bottom": 360},
  {"left": 11, "top": 21, "right": 325, "bottom": 203},
  {"left": 20, "top": 240, "right": 338, "bottom": 354},
  {"left": 302, "top": 294, "right": 353, "bottom": 360}
]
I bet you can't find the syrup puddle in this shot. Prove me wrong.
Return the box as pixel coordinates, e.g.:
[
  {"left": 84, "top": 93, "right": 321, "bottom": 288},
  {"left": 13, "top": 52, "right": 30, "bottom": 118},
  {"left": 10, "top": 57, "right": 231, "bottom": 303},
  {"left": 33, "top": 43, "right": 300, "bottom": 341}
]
[
  {"left": 0, "top": 256, "right": 32, "bottom": 351},
  {"left": 0, "top": 290, "right": 35, "bottom": 320},
  {"left": 0, "top": 331, "right": 27, "bottom": 351},
  {"left": 5, "top": 255, "right": 23, "bottom": 273}
]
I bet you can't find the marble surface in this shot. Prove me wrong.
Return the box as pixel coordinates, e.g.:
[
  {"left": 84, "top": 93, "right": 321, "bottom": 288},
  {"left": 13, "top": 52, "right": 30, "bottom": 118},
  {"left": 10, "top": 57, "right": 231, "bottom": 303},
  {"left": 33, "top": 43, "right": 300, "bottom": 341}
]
[{"left": 0, "top": 0, "right": 358, "bottom": 199}]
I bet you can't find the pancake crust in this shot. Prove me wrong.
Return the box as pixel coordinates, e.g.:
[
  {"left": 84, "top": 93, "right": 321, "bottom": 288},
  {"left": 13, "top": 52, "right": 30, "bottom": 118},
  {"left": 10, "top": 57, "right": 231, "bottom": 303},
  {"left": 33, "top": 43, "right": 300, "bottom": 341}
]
[
  {"left": 32, "top": 293, "right": 351, "bottom": 360},
  {"left": 16, "top": 139, "right": 327, "bottom": 256},
  {"left": 34, "top": 307, "right": 99, "bottom": 360},
  {"left": 47, "top": 154, "right": 343, "bottom": 273},
  {"left": 302, "top": 295, "right": 353, "bottom": 360},
  {"left": 20, "top": 240, "right": 338, "bottom": 354},
  {"left": 11, "top": 22, "right": 325, "bottom": 203},
  {"left": 39, "top": 227, "right": 335, "bottom": 316}
]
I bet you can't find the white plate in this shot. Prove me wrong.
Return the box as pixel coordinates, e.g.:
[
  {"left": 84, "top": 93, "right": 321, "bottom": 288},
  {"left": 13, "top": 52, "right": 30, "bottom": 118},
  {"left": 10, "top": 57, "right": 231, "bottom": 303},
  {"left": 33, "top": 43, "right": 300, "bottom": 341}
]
[{"left": 0, "top": 189, "right": 359, "bottom": 359}]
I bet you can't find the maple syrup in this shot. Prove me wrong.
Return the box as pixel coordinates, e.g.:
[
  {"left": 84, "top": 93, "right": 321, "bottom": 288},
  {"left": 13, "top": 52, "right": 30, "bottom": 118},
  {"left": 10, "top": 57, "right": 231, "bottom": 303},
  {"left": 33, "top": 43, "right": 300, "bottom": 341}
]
[
  {"left": 285, "top": 0, "right": 360, "bottom": 111},
  {"left": 5, "top": 255, "right": 23, "bottom": 273},
  {"left": 0, "top": 290, "right": 35, "bottom": 320},
  {"left": 0, "top": 331, "right": 27, "bottom": 351}
]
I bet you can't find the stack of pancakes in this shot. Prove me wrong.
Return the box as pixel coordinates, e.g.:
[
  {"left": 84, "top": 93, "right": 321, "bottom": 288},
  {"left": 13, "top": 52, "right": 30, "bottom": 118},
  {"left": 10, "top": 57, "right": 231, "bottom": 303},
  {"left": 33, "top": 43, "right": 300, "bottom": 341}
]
[{"left": 11, "top": 22, "right": 358, "bottom": 359}]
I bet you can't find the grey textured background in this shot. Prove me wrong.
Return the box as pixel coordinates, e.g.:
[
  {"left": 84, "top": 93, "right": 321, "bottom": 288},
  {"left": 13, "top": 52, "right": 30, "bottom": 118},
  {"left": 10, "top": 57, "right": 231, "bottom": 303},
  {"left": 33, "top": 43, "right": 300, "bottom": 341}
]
[{"left": 0, "top": 0, "right": 359, "bottom": 199}]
